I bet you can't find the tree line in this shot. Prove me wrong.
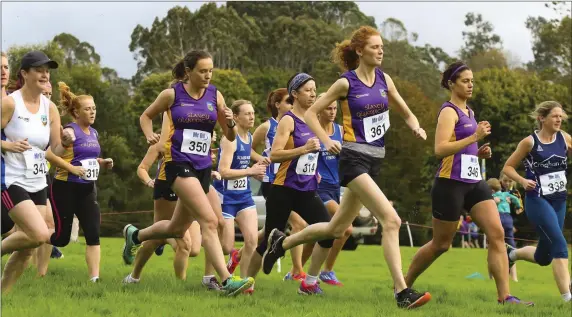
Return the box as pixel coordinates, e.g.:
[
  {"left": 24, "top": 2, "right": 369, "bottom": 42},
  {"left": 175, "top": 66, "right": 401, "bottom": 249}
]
[{"left": 5, "top": 2, "right": 570, "bottom": 241}]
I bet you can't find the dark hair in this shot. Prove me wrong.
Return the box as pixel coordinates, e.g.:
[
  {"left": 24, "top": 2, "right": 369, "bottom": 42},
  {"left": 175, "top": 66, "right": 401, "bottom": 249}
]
[
  {"left": 231, "top": 100, "right": 252, "bottom": 115},
  {"left": 266, "top": 88, "right": 288, "bottom": 118},
  {"left": 332, "top": 26, "right": 380, "bottom": 71},
  {"left": 441, "top": 61, "right": 470, "bottom": 90},
  {"left": 286, "top": 73, "right": 314, "bottom": 105},
  {"left": 171, "top": 50, "right": 212, "bottom": 83}
]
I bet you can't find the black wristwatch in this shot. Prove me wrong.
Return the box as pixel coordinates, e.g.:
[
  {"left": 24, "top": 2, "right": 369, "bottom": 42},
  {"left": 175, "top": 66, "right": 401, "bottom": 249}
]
[{"left": 227, "top": 120, "right": 236, "bottom": 129}]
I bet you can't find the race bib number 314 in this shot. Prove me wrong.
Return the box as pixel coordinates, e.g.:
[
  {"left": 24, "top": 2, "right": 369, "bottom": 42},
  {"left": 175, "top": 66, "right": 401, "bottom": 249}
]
[
  {"left": 296, "top": 153, "right": 318, "bottom": 176},
  {"left": 182, "top": 129, "right": 211, "bottom": 156}
]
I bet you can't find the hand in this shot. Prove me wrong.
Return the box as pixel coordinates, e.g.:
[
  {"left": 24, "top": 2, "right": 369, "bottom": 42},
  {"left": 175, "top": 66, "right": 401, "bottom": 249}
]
[
  {"left": 505, "top": 196, "right": 512, "bottom": 204},
  {"left": 4, "top": 139, "right": 32, "bottom": 153},
  {"left": 146, "top": 179, "right": 155, "bottom": 188},
  {"left": 102, "top": 158, "right": 114, "bottom": 169},
  {"left": 474, "top": 121, "right": 491, "bottom": 141},
  {"left": 146, "top": 133, "right": 160, "bottom": 145},
  {"left": 520, "top": 179, "right": 537, "bottom": 191},
  {"left": 70, "top": 166, "right": 86, "bottom": 177},
  {"left": 324, "top": 139, "right": 341, "bottom": 155},
  {"left": 413, "top": 127, "right": 427, "bottom": 140},
  {"left": 477, "top": 142, "right": 492, "bottom": 159},
  {"left": 303, "top": 137, "right": 321, "bottom": 154},
  {"left": 259, "top": 157, "right": 271, "bottom": 166},
  {"left": 61, "top": 127, "right": 75, "bottom": 147},
  {"left": 494, "top": 197, "right": 501, "bottom": 204},
  {"left": 248, "top": 162, "right": 266, "bottom": 178},
  {"left": 211, "top": 171, "right": 222, "bottom": 181}
]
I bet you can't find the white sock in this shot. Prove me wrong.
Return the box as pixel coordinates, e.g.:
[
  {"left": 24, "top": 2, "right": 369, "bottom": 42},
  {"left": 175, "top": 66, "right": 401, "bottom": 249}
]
[
  {"left": 202, "top": 275, "right": 215, "bottom": 284},
  {"left": 562, "top": 292, "right": 571, "bottom": 302},
  {"left": 127, "top": 274, "right": 139, "bottom": 281},
  {"left": 304, "top": 274, "right": 318, "bottom": 285},
  {"left": 508, "top": 250, "right": 517, "bottom": 262},
  {"left": 90, "top": 276, "right": 99, "bottom": 282}
]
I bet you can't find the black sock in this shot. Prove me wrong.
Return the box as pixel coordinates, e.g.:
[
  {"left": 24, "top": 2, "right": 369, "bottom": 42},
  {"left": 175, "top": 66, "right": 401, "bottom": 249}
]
[
  {"left": 397, "top": 288, "right": 410, "bottom": 297},
  {"left": 131, "top": 230, "right": 141, "bottom": 245},
  {"left": 222, "top": 277, "right": 230, "bottom": 286}
]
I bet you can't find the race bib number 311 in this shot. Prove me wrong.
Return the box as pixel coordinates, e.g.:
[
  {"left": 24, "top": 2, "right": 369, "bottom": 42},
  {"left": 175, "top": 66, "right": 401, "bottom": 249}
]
[
  {"left": 24, "top": 150, "right": 47, "bottom": 179},
  {"left": 363, "top": 112, "right": 390, "bottom": 143},
  {"left": 539, "top": 171, "right": 567, "bottom": 196},
  {"left": 182, "top": 129, "right": 211, "bottom": 156},
  {"left": 460, "top": 154, "right": 481, "bottom": 181}
]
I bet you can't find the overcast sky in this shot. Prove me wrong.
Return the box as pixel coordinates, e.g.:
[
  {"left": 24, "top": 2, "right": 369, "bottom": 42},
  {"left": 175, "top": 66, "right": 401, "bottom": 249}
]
[{"left": 2, "top": 1, "right": 567, "bottom": 78}]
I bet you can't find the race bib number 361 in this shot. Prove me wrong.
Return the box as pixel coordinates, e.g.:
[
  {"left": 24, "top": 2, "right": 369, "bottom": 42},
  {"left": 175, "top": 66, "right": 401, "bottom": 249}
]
[
  {"left": 460, "top": 154, "right": 481, "bottom": 181},
  {"left": 182, "top": 129, "right": 211, "bottom": 156},
  {"left": 24, "top": 150, "right": 47, "bottom": 179},
  {"left": 296, "top": 153, "right": 318, "bottom": 176},
  {"left": 539, "top": 171, "right": 567, "bottom": 195},
  {"left": 363, "top": 112, "right": 390, "bottom": 143}
]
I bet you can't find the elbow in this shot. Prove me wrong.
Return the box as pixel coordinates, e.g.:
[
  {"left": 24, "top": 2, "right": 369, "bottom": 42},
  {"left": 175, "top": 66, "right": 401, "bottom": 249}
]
[
  {"left": 219, "top": 169, "right": 231, "bottom": 179},
  {"left": 434, "top": 146, "right": 446, "bottom": 159}
]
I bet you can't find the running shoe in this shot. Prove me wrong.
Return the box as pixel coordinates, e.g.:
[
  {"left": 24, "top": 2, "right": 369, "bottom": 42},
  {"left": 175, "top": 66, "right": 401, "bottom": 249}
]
[
  {"left": 90, "top": 277, "right": 100, "bottom": 283},
  {"left": 50, "top": 246, "right": 64, "bottom": 259},
  {"left": 395, "top": 288, "right": 432, "bottom": 309},
  {"left": 243, "top": 285, "right": 255, "bottom": 295},
  {"left": 122, "top": 274, "right": 140, "bottom": 284},
  {"left": 221, "top": 276, "right": 255, "bottom": 297},
  {"left": 284, "top": 272, "right": 306, "bottom": 282},
  {"left": 262, "top": 228, "right": 286, "bottom": 274},
  {"left": 202, "top": 276, "right": 222, "bottom": 291},
  {"left": 122, "top": 224, "right": 140, "bottom": 265},
  {"left": 319, "top": 271, "right": 343, "bottom": 286},
  {"left": 298, "top": 280, "right": 324, "bottom": 295},
  {"left": 498, "top": 295, "right": 534, "bottom": 306},
  {"left": 155, "top": 244, "right": 165, "bottom": 256},
  {"left": 226, "top": 249, "right": 240, "bottom": 274},
  {"left": 505, "top": 243, "right": 516, "bottom": 271}
]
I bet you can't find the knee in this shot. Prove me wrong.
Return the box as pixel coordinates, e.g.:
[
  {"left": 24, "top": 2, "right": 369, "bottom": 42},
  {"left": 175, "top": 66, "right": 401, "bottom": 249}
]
[
  {"left": 85, "top": 234, "right": 100, "bottom": 246},
  {"left": 176, "top": 239, "right": 191, "bottom": 257},
  {"left": 330, "top": 226, "right": 346, "bottom": 240},
  {"left": 317, "top": 239, "right": 334, "bottom": 249},
  {"left": 432, "top": 240, "right": 451, "bottom": 255},
  {"left": 381, "top": 215, "right": 402, "bottom": 233},
  {"left": 487, "top": 227, "right": 506, "bottom": 250},
  {"left": 243, "top": 232, "right": 258, "bottom": 250},
  {"left": 189, "top": 245, "right": 201, "bottom": 257},
  {"left": 343, "top": 225, "right": 353, "bottom": 238},
  {"left": 535, "top": 253, "right": 553, "bottom": 266},
  {"left": 202, "top": 215, "right": 219, "bottom": 233},
  {"left": 31, "top": 229, "right": 51, "bottom": 247}
]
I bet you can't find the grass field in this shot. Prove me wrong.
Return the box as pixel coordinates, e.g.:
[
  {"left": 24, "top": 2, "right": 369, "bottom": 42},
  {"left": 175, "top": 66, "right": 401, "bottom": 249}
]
[{"left": 2, "top": 238, "right": 570, "bottom": 317}]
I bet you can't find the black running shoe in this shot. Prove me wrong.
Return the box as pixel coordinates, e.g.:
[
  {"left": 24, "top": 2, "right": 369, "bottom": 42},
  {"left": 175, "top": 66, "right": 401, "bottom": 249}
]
[
  {"left": 262, "top": 228, "right": 286, "bottom": 275},
  {"left": 395, "top": 288, "right": 432, "bottom": 309},
  {"left": 505, "top": 243, "right": 516, "bottom": 272}
]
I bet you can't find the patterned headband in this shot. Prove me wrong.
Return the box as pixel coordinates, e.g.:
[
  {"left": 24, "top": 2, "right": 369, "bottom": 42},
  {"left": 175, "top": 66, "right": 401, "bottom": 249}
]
[{"left": 288, "top": 73, "right": 314, "bottom": 96}]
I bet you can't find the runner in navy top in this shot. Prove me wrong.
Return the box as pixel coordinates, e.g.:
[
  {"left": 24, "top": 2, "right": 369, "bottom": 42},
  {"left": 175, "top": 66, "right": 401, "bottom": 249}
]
[{"left": 503, "top": 101, "right": 571, "bottom": 303}]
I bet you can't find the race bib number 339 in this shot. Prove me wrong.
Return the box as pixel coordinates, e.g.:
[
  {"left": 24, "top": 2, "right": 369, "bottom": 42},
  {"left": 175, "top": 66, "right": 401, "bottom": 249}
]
[{"left": 182, "top": 129, "right": 211, "bottom": 156}]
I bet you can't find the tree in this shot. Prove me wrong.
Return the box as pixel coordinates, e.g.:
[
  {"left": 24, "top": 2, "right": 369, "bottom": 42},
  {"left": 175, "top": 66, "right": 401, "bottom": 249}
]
[
  {"left": 459, "top": 13, "right": 503, "bottom": 61},
  {"left": 466, "top": 48, "right": 508, "bottom": 72}
]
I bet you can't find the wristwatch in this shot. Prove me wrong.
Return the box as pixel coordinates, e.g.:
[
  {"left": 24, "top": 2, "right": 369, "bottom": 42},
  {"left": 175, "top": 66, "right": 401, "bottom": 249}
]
[{"left": 227, "top": 120, "right": 236, "bottom": 129}]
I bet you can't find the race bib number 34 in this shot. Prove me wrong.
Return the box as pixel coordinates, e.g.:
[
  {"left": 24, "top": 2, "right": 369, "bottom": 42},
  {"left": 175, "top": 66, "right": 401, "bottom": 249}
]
[
  {"left": 460, "top": 154, "right": 481, "bottom": 181},
  {"left": 296, "top": 153, "right": 318, "bottom": 176},
  {"left": 24, "top": 150, "right": 47, "bottom": 179},
  {"left": 539, "top": 171, "right": 567, "bottom": 195},
  {"left": 182, "top": 129, "right": 211, "bottom": 156},
  {"left": 80, "top": 159, "right": 100, "bottom": 181},
  {"left": 363, "top": 112, "right": 390, "bottom": 143},
  {"left": 227, "top": 177, "right": 247, "bottom": 191}
]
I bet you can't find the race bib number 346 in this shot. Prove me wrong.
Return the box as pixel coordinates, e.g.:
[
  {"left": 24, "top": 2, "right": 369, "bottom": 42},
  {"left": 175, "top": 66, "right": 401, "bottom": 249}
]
[
  {"left": 539, "top": 171, "right": 567, "bottom": 195},
  {"left": 363, "top": 112, "right": 390, "bottom": 143},
  {"left": 182, "top": 129, "right": 211, "bottom": 156},
  {"left": 24, "top": 150, "right": 47, "bottom": 179},
  {"left": 460, "top": 154, "right": 481, "bottom": 181}
]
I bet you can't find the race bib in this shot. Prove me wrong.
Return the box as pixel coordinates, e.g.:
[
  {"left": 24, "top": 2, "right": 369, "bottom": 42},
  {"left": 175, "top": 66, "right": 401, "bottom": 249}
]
[
  {"left": 539, "top": 171, "right": 567, "bottom": 195},
  {"left": 460, "top": 154, "right": 481, "bottom": 180},
  {"left": 80, "top": 159, "right": 100, "bottom": 181},
  {"left": 23, "top": 149, "right": 47, "bottom": 179},
  {"left": 181, "top": 129, "right": 211, "bottom": 156},
  {"left": 296, "top": 153, "right": 318, "bottom": 176},
  {"left": 273, "top": 163, "right": 280, "bottom": 174},
  {"left": 363, "top": 112, "right": 390, "bottom": 143},
  {"left": 227, "top": 177, "right": 248, "bottom": 191}
]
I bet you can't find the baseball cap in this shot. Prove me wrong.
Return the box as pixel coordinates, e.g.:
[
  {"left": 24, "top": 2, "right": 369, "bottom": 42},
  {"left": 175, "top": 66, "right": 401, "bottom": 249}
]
[{"left": 20, "top": 51, "right": 59, "bottom": 69}]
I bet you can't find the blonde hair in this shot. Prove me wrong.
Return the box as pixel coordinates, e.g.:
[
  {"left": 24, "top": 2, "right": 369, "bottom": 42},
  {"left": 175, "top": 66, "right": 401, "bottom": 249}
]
[
  {"left": 530, "top": 101, "right": 568, "bottom": 129},
  {"left": 58, "top": 82, "right": 93, "bottom": 119},
  {"left": 231, "top": 99, "right": 252, "bottom": 115},
  {"left": 1, "top": 51, "right": 7, "bottom": 58},
  {"left": 487, "top": 178, "right": 502, "bottom": 192}
]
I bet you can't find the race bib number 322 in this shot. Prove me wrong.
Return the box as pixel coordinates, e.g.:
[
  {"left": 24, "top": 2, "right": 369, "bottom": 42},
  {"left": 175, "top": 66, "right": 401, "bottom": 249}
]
[
  {"left": 181, "top": 129, "right": 211, "bottom": 156},
  {"left": 227, "top": 177, "right": 247, "bottom": 191}
]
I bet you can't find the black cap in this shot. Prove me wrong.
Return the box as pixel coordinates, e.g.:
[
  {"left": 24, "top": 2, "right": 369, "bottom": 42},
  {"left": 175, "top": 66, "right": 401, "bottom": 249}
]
[{"left": 20, "top": 51, "right": 59, "bottom": 69}]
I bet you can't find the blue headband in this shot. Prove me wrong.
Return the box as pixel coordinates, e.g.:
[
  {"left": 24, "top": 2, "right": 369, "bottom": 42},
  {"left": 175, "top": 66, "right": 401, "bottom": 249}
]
[
  {"left": 288, "top": 73, "right": 314, "bottom": 96},
  {"left": 448, "top": 65, "right": 467, "bottom": 81}
]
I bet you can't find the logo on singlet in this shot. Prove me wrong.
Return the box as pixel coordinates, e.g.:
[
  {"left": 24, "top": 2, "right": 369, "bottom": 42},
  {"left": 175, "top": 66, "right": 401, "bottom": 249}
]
[
  {"left": 181, "top": 103, "right": 194, "bottom": 107},
  {"left": 17, "top": 116, "right": 30, "bottom": 122},
  {"left": 537, "top": 145, "right": 543, "bottom": 152},
  {"left": 207, "top": 102, "right": 214, "bottom": 112},
  {"left": 355, "top": 94, "right": 369, "bottom": 99},
  {"left": 41, "top": 115, "right": 48, "bottom": 126},
  {"left": 240, "top": 144, "right": 245, "bottom": 151},
  {"left": 379, "top": 89, "right": 387, "bottom": 98}
]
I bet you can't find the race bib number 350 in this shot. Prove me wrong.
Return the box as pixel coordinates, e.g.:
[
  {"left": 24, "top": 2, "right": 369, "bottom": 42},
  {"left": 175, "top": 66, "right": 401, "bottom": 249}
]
[
  {"left": 227, "top": 177, "right": 248, "bottom": 191},
  {"left": 363, "top": 112, "right": 390, "bottom": 143},
  {"left": 80, "top": 159, "right": 100, "bottom": 181},
  {"left": 24, "top": 150, "right": 47, "bottom": 179},
  {"left": 296, "top": 153, "right": 318, "bottom": 176},
  {"left": 460, "top": 154, "right": 481, "bottom": 181},
  {"left": 539, "top": 171, "right": 567, "bottom": 196},
  {"left": 182, "top": 129, "right": 211, "bottom": 156}
]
